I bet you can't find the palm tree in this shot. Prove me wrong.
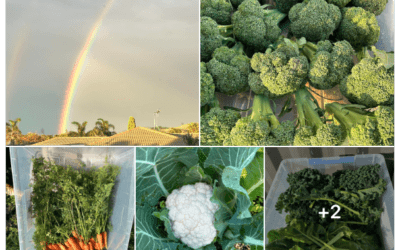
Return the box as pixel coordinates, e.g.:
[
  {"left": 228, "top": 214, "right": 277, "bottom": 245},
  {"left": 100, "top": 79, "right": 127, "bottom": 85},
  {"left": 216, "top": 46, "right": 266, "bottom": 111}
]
[
  {"left": 95, "top": 118, "right": 116, "bottom": 136},
  {"left": 68, "top": 121, "right": 88, "bottom": 137},
  {"left": 6, "top": 118, "right": 21, "bottom": 134}
]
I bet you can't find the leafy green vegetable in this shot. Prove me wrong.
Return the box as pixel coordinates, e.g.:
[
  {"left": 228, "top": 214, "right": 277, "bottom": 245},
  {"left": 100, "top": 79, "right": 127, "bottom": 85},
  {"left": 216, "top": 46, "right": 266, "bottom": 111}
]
[{"left": 136, "top": 147, "right": 264, "bottom": 249}]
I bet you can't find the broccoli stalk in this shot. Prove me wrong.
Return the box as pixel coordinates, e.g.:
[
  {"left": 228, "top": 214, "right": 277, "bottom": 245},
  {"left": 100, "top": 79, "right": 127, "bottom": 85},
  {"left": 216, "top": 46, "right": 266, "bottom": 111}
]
[
  {"left": 293, "top": 88, "right": 343, "bottom": 146},
  {"left": 224, "top": 95, "right": 295, "bottom": 146},
  {"left": 324, "top": 102, "right": 394, "bottom": 146}
]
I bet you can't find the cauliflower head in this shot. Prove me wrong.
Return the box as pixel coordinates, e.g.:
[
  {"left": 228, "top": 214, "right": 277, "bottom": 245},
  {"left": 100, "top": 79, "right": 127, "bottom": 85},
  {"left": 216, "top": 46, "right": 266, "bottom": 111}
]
[{"left": 166, "top": 183, "right": 219, "bottom": 249}]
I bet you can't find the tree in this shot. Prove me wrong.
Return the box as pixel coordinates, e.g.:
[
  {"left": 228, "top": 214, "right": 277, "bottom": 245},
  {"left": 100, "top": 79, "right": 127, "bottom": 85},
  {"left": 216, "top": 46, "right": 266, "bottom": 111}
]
[
  {"left": 6, "top": 118, "right": 22, "bottom": 145},
  {"left": 95, "top": 118, "right": 116, "bottom": 136},
  {"left": 68, "top": 121, "right": 88, "bottom": 137}
]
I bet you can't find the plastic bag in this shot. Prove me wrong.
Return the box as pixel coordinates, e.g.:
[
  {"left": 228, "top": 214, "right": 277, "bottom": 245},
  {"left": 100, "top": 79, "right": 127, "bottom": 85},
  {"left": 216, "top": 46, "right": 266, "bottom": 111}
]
[{"left": 10, "top": 147, "right": 135, "bottom": 250}]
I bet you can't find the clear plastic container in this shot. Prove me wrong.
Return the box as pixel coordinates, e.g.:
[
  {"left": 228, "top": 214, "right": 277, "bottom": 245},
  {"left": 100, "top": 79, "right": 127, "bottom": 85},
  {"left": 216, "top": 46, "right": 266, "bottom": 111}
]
[
  {"left": 264, "top": 154, "right": 394, "bottom": 250},
  {"left": 10, "top": 147, "right": 135, "bottom": 250}
]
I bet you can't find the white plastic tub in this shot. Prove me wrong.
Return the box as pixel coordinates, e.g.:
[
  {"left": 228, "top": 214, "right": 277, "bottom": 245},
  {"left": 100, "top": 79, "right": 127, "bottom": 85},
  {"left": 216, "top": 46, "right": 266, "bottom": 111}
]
[
  {"left": 10, "top": 147, "right": 135, "bottom": 250},
  {"left": 264, "top": 154, "right": 394, "bottom": 250}
]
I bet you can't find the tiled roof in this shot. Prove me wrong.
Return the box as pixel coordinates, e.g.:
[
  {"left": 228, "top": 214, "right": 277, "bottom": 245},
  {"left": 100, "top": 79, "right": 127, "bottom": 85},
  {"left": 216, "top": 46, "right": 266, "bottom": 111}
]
[
  {"left": 33, "top": 137, "right": 107, "bottom": 146},
  {"left": 89, "top": 127, "right": 187, "bottom": 146}
]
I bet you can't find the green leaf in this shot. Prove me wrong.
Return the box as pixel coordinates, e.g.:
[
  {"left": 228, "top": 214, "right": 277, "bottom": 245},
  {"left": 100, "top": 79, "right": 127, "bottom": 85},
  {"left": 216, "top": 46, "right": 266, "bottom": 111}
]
[
  {"left": 136, "top": 148, "right": 199, "bottom": 207},
  {"left": 371, "top": 46, "right": 394, "bottom": 69},
  {"left": 240, "top": 151, "right": 264, "bottom": 202},
  {"left": 136, "top": 206, "right": 181, "bottom": 250},
  {"left": 243, "top": 212, "right": 264, "bottom": 246},
  {"left": 153, "top": 208, "right": 178, "bottom": 241},
  {"left": 182, "top": 166, "right": 213, "bottom": 185}
]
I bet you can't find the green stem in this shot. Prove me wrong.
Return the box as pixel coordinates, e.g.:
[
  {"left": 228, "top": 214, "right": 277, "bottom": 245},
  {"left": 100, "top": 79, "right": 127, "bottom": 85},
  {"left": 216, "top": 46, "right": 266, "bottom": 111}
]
[
  {"left": 301, "top": 197, "right": 360, "bottom": 216},
  {"left": 319, "top": 232, "right": 345, "bottom": 250},
  {"left": 295, "top": 88, "right": 323, "bottom": 131}
]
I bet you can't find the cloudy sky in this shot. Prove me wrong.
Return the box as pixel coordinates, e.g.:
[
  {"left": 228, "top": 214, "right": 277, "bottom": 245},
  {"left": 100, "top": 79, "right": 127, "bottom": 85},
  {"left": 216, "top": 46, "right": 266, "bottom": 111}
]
[{"left": 6, "top": 0, "right": 199, "bottom": 135}]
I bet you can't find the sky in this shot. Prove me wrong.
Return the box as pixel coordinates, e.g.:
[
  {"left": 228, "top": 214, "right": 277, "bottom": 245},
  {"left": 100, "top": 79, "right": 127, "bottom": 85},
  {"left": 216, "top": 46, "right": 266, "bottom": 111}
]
[{"left": 6, "top": 0, "right": 199, "bottom": 135}]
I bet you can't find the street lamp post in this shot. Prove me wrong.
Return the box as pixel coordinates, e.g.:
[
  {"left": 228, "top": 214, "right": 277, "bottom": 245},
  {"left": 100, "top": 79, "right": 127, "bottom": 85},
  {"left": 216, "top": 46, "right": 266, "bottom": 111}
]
[{"left": 153, "top": 109, "right": 161, "bottom": 130}]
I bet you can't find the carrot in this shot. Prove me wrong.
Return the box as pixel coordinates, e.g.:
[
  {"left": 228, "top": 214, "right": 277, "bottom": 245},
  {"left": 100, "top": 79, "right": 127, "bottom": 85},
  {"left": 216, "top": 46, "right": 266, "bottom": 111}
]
[
  {"left": 88, "top": 241, "right": 93, "bottom": 250},
  {"left": 67, "top": 237, "right": 81, "bottom": 250},
  {"left": 89, "top": 238, "right": 96, "bottom": 250},
  {"left": 72, "top": 231, "right": 79, "bottom": 239},
  {"left": 96, "top": 233, "right": 104, "bottom": 249},
  {"left": 53, "top": 244, "right": 62, "bottom": 250},
  {"left": 102, "top": 232, "right": 107, "bottom": 249},
  {"left": 65, "top": 241, "right": 71, "bottom": 248},
  {"left": 47, "top": 244, "right": 55, "bottom": 250},
  {"left": 82, "top": 245, "right": 90, "bottom": 250},
  {"left": 78, "top": 240, "right": 85, "bottom": 249},
  {"left": 58, "top": 244, "right": 67, "bottom": 250}
]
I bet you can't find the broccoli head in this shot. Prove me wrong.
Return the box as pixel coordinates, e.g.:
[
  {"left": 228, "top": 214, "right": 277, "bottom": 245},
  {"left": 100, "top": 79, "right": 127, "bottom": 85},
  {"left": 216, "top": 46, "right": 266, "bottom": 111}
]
[
  {"left": 230, "top": 0, "right": 263, "bottom": 9},
  {"left": 207, "top": 43, "right": 251, "bottom": 95},
  {"left": 201, "top": 0, "right": 232, "bottom": 25},
  {"left": 289, "top": 0, "right": 341, "bottom": 42},
  {"left": 201, "top": 16, "right": 234, "bottom": 62},
  {"left": 325, "top": 0, "right": 351, "bottom": 7},
  {"left": 231, "top": 0, "right": 287, "bottom": 54},
  {"left": 201, "top": 62, "right": 215, "bottom": 106},
  {"left": 224, "top": 95, "right": 295, "bottom": 146},
  {"left": 302, "top": 40, "right": 354, "bottom": 90},
  {"left": 335, "top": 7, "right": 380, "bottom": 49},
  {"left": 293, "top": 88, "right": 343, "bottom": 146},
  {"left": 275, "top": 0, "right": 302, "bottom": 13},
  {"left": 339, "top": 48, "right": 393, "bottom": 108},
  {"left": 248, "top": 72, "right": 282, "bottom": 99},
  {"left": 200, "top": 107, "right": 241, "bottom": 145},
  {"left": 325, "top": 102, "right": 394, "bottom": 146},
  {"left": 352, "top": 0, "right": 388, "bottom": 16},
  {"left": 250, "top": 40, "right": 309, "bottom": 96}
]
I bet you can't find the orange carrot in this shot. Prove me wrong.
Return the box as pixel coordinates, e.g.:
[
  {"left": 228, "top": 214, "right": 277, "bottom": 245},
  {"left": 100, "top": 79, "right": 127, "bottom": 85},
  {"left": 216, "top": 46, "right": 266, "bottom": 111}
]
[
  {"left": 89, "top": 238, "right": 96, "bottom": 250},
  {"left": 78, "top": 240, "right": 85, "bottom": 249},
  {"left": 96, "top": 233, "right": 104, "bottom": 249},
  {"left": 82, "top": 244, "right": 90, "bottom": 250},
  {"left": 65, "top": 241, "right": 71, "bottom": 248},
  {"left": 72, "top": 231, "right": 79, "bottom": 239},
  {"left": 102, "top": 232, "right": 107, "bottom": 249},
  {"left": 67, "top": 237, "right": 81, "bottom": 250},
  {"left": 52, "top": 244, "right": 62, "bottom": 250},
  {"left": 58, "top": 244, "right": 67, "bottom": 250}
]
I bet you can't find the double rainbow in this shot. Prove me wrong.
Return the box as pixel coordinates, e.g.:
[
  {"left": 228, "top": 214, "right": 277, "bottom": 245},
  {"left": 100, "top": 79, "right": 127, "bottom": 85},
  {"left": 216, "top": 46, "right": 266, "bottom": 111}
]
[{"left": 58, "top": 0, "right": 115, "bottom": 134}]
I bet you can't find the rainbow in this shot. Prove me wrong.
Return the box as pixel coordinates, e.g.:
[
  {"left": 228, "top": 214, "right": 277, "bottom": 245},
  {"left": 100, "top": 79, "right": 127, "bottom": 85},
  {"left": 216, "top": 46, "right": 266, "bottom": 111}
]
[
  {"left": 7, "top": 26, "right": 29, "bottom": 87},
  {"left": 58, "top": 0, "right": 115, "bottom": 134}
]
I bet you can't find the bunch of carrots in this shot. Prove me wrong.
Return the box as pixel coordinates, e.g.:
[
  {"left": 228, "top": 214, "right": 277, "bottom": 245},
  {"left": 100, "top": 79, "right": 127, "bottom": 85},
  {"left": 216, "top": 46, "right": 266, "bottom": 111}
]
[
  {"left": 42, "top": 231, "right": 107, "bottom": 250},
  {"left": 31, "top": 158, "right": 120, "bottom": 250}
]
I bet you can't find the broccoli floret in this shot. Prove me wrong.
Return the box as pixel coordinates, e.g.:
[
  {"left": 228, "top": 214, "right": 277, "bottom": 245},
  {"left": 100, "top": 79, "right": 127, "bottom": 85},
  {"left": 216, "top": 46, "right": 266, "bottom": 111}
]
[
  {"left": 201, "top": 16, "right": 234, "bottom": 62},
  {"left": 231, "top": 0, "right": 287, "bottom": 54},
  {"left": 201, "top": 0, "right": 232, "bottom": 25},
  {"left": 293, "top": 88, "right": 343, "bottom": 146},
  {"left": 339, "top": 48, "right": 393, "bottom": 108},
  {"left": 301, "top": 40, "right": 354, "bottom": 90},
  {"left": 248, "top": 72, "right": 282, "bottom": 99},
  {"left": 275, "top": 0, "right": 302, "bottom": 13},
  {"left": 351, "top": 0, "right": 388, "bottom": 16},
  {"left": 230, "top": 0, "right": 263, "bottom": 9},
  {"left": 200, "top": 107, "right": 241, "bottom": 145},
  {"left": 201, "top": 62, "right": 215, "bottom": 106},
  {"left": 250, "top": 40, "right": 309, "bottom": 96},
  {"left": 224, "top": 95, "right": 295, "bottom": 146},
  {"left": 325, "top": 102, "right": 393, "bottom": 146},
  {"left": 289, "top": 0, "right": 341, "bottom": 42},
  {"left": 335, "top": 7, "right": 380, "bottom": 49},
  {"left": 375, "top": 106, "right": 394, "bottom": 146},
  {"left": 207, "top": 43, "right": 251, "bottom": 95},
  {"left": 325, "top": 0, "right": 351, "bottom": 7}
]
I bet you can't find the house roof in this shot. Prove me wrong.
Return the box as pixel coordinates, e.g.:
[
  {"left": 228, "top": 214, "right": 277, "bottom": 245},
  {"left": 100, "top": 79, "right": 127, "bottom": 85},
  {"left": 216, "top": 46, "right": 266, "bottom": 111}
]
[
  {"left": 89, "top": 127, "right": 187, "bottom": 146},
  {"left": 33, "top": 137, "right": 107, "bottom": 146}
]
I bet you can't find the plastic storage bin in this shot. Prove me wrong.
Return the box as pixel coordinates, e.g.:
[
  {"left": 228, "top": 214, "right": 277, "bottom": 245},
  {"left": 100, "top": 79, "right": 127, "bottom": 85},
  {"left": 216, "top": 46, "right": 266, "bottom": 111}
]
[
  {"left": 10, "top": 147, "right": 135, "bottom": 250},
  {"left": 264, "top": 154, "right": 394, "bottom": 250}
]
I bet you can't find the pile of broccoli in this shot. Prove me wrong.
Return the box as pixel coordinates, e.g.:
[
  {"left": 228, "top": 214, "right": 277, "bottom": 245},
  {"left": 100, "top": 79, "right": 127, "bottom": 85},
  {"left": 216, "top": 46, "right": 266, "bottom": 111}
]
[{"left": 200, "top": 0, "right": 393, "bottom": 146}]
